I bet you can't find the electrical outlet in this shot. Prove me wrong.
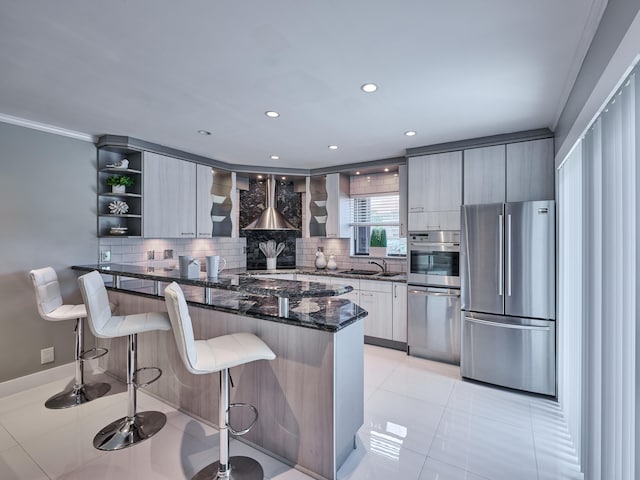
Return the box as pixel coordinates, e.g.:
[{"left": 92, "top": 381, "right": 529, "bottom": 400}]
[
  {"left": 100, "top": 250, "right": 111, "bottom": 263},
  {"left": 164, "top": 249, "right": 174, "bottom": 259},
  {"left": 41, "top": 347, "right": 54, "bottom": 364},
  {"left": 147, "top": 250, "right": 155, "bottom": 260}
]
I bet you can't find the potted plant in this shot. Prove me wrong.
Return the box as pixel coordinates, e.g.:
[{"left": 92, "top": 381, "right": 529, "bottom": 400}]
[
  {"left": 106, "top": 175, "right": 135, "bottom": 194},
  {"left": 369, "top": 227, "right": 387, "bottom": 257}
]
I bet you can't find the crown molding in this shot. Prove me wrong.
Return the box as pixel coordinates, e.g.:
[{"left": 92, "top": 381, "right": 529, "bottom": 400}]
[{"left": 0, "top": 113, "right": 96, "bottom": 142}]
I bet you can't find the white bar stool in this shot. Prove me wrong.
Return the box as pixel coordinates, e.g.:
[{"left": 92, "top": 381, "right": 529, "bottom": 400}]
[
  {"left": 78, "top": 270, "right": 171, "bottom": 451},
  {"left": 29, "top": 267, "right": 110, "bottom": 409},
  {"left": 164, "top": 282, "right": 275, "bottom": 480}
]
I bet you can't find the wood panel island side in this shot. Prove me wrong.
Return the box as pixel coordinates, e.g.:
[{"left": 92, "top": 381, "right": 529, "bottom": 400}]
[{"left": 72, "top": 264, "right": 367, "bottom": 480}]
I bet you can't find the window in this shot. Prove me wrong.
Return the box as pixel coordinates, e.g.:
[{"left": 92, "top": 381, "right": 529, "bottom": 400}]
[{"left": 351, "top": 194, "right": 406, "bottom": 256}]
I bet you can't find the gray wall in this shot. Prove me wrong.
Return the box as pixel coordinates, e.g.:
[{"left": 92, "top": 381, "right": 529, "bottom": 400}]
[
  {"left": 0, "top": 122, "right": 98, "bottom": 382},
  {"left": 555, "top": 0, "right": 640, "bottom": 152}
]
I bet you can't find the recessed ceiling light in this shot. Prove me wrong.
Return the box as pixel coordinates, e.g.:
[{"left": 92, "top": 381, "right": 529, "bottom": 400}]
[
  {"left": 270, "top": 155, "right": 279, "bottom": 160},
  {"left": 265, "top": 111, "right": 280, "bottom": 118},
  {"left": 404, "top": 130, "right": 417, "bottom": 137},
  {"left": 361, "top": 83, "right": 378, "bottom": 93},
  {"left": 355, "top": 171, "right": 361, "bottom": 175},
  {"left": 281, "top": 176, "right": 287, "bottom": 180},
  {"left": 197, "top": 130, "right": 211, "bottom": 135},
  {"left": 328, "top": 145, "right": 338, "bottom": 150},
  {"left": 384, "top": 168, "right": 389, "bottom": 172},
  {"left": 257, "top": 175, "right": 263, "bottom": 179}
]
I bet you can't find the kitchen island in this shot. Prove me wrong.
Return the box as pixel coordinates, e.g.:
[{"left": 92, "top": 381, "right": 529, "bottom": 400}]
[{"left": 72, "top": 264, "right": 366, "bottom": 480}]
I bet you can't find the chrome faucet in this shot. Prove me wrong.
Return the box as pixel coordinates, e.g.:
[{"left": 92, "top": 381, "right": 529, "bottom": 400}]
[{"left": 368, "top": 260, "right": 387, "bottom": 272}]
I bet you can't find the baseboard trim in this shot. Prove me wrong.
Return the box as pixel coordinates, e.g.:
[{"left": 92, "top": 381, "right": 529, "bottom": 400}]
[{"left": 0, "top": 363, "right": 76, "bottom": 398}]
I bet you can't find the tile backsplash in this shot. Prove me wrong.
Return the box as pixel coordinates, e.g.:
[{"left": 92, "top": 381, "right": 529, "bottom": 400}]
[
  {"left": 296, "top": 238, "right": 406, "bottom": 273},
  {"left": 98, "top": 237, "right": 246, "bottom": 269}
]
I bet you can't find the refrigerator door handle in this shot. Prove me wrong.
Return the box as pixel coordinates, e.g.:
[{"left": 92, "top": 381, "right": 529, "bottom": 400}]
[
  {"left": 507, "top": 213, "right": 512, "bottom": 297},
  {"left": 498, "top": 214, "right": 503, "bottom": 296},
  {"left": 464, "top": 316, "right": 550, "bottom": 331}
]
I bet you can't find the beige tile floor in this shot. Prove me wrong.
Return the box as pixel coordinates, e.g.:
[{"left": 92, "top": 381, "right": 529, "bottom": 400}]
[{"left": 0, "top": 345, "right": 582, "bottom": 479}]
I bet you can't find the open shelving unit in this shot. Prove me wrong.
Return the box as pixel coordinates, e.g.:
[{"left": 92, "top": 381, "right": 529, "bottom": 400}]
[{"left": 97, "top": 147, "right": 143, "bottom": 237}]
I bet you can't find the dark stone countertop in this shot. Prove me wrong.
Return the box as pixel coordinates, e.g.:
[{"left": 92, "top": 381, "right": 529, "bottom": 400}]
[
  {"left": 72, "top": 264, "right": 366, "bottom": 332},
  {"left": 72, "top": 263, "right": 352, "bottom": 298},
  {"left": 242, "top": 266, "right": 407, "bottom": 282}
]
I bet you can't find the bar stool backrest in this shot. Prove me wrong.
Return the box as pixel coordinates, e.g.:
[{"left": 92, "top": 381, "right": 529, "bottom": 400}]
[
  {"left": 29, "top": 267, "right": 63, "bottom": 319},
  {"left": 164, "top": 282, "right": 198, "bottom": 374},
  {"left": 77, "top": 271, "right": 114, "bottom": 338}
]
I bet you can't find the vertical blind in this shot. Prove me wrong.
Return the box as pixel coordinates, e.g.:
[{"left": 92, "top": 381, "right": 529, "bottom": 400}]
[{"left": 558, "top": 65, "right": 639, "bottom": 479}]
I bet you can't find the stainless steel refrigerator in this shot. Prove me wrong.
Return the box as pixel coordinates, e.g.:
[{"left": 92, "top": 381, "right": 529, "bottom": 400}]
[{"left": 460, "top": 200, "right": 556, "bottom": 395}]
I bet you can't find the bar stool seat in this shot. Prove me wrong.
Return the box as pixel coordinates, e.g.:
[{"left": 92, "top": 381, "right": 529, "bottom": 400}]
[
  {"left": 29, "top": 267, "right": 110, "bottom": 409},
  {"left": 164, "top": 282, "right": 275, "bottom": 480},
  {"left": 78, "top": 270, "right": 171, "bottom": 451}
]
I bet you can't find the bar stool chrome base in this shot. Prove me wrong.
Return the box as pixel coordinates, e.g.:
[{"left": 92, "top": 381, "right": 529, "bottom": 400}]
[
  {"left": 192, "top": 456, "right": 264, "bottom": 480},
  {"left": 93, "top": 411, "right": 167, "bottom": 451},
  {"left": 45, "top": 382, "right": 111, "bottom": 409}
]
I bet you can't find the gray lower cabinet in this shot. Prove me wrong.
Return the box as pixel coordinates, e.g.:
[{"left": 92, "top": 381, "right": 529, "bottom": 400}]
[
  {"left": 392, "top": 282, "right": 407, "bottom": 342},
  {"left": 143, "top": 152, "right": 196, "bottom": 238}
]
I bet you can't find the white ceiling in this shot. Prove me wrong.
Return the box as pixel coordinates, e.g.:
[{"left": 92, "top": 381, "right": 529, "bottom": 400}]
[{"left": 0, "top": 0, "right": 605, "bottom": 170}]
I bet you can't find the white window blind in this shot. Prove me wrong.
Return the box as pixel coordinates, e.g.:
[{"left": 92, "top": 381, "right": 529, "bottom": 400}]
[
  {"left": 558, "top": 64, "right": 639, "bottom": 480},
  {"left": 350, "top": 194, "right": 405, "bottom": 256},
  {"left": 351, "top": 195, "right": 400, "bottom": 227}
]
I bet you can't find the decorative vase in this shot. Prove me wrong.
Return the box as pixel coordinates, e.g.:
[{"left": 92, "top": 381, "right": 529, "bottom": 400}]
[
  {"left": 327, "top": 255, "right": 337, "bottom": 270},
  {"left": 112, "top": 184, "right": 126, "bottom": 194},
  {"left": 266, "top": 257, "right": 277, "bottom": 270},
  {"left": 369, "top": 246, "right": 387, "bottom": 258},
  {"left": 315, "top": 249, "right": 327, "bottom": 269}
]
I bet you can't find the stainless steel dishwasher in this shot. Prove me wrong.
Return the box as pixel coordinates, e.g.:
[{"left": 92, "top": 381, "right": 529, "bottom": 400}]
[{"left": 407, "top": 285, "right": 461, "bottom": 364}]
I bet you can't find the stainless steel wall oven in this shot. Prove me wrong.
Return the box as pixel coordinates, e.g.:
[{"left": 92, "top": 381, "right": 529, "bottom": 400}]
[{"left": 407, "top": 231, "right": 461, "bottom": 364}]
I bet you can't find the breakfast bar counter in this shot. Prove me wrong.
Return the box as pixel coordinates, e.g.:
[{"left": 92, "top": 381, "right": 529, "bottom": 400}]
[{"left": 72, "top": 263, "right": 366, "bottom": 480}]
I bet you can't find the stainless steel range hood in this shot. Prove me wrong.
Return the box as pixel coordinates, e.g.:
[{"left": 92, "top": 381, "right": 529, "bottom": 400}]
[{"left": 243, "top": 175, "right": 298, "bottom": 230}]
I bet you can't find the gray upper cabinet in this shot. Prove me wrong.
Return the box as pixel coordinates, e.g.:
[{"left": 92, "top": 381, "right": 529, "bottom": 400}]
[
  {"left": 196, "top": 164, "right": 214, "bottom": 238},
  {"left": 398, "top": 164, "right": 408, "bottom": 237},
  {"left": 506, "top": 138, "right": 554, "bottom": 202},
  {"left": 463, "top": 145, "right": 506, "bottom": 204},
  {"left": 143, "top": 152, "right": 196, "bottom": 238},
  {"left": 307, "top": 173, "right": 350, "bottom": 238},
  {"left": 407, "top": 151, "right": 462, "bottom": 231}
]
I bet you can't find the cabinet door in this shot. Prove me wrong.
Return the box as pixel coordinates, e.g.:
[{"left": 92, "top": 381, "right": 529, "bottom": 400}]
[
  {"left": 408, "top": 152, "right": 462, "bottom": 231},
  {"left": 143, "top": 152, "right": 196, "bottom": 238},
  {"left": 196, "top": 164, "right": 213, "bottom": 238},
  {"left": 409, "top": 210, "right": 460, "bottom": 231},
  {"left": 506, "top": 138, "right": 554, "bottom": 202},
  {"left": 398, "top": 164, "right": 408, "bottom": 237},
  {"left": 463, "top": 145, "right": 506, "bottom": 204},
  {"left": 392, "top": 283, "right": 407, "bottom": 342},
  {"left": 360, "top": 280, "right": 393, "bottom": 340},
  {"left": 325, "top": 173, "right": 351, "bottom": 238}
]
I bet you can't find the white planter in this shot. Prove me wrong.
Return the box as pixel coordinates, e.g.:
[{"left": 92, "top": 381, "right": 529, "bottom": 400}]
[
  {"left": 369, "top": 246, "right": 387, "bottom": 258},
  {"left": 111, "top": 184, "right": 126, "bottom": 194},
  {"left": 266, "top": 257, "right": 277, "bottom": 270}
]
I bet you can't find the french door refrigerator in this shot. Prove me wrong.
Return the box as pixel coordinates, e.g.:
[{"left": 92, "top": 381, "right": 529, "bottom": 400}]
[{"left": 460, "top": 200, "right": 556, "bottom": 395}]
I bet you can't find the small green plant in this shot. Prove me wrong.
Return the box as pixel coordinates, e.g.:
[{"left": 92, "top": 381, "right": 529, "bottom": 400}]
[
  {"left": 106, "top": 175, "right": 135, "bottom": 187},
  {"left": 370, "top": 227, "right": 387, "bottom": 248}
]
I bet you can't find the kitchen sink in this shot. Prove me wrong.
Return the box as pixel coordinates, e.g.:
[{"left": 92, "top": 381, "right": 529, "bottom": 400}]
[
  {"left": 338, "top": 269, "right": 379, "bottom": 276},
  {"left": 376, "top": 272, "right": 401, "bottom": 277}
]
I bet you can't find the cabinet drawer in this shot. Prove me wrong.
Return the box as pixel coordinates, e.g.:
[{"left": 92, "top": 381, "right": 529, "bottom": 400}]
[
  {"left": 296, "top": 274, "right": 331, "bottom": 284},
  {"left": 359, "top": 279, "right": 393, "bottom": 294}
]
